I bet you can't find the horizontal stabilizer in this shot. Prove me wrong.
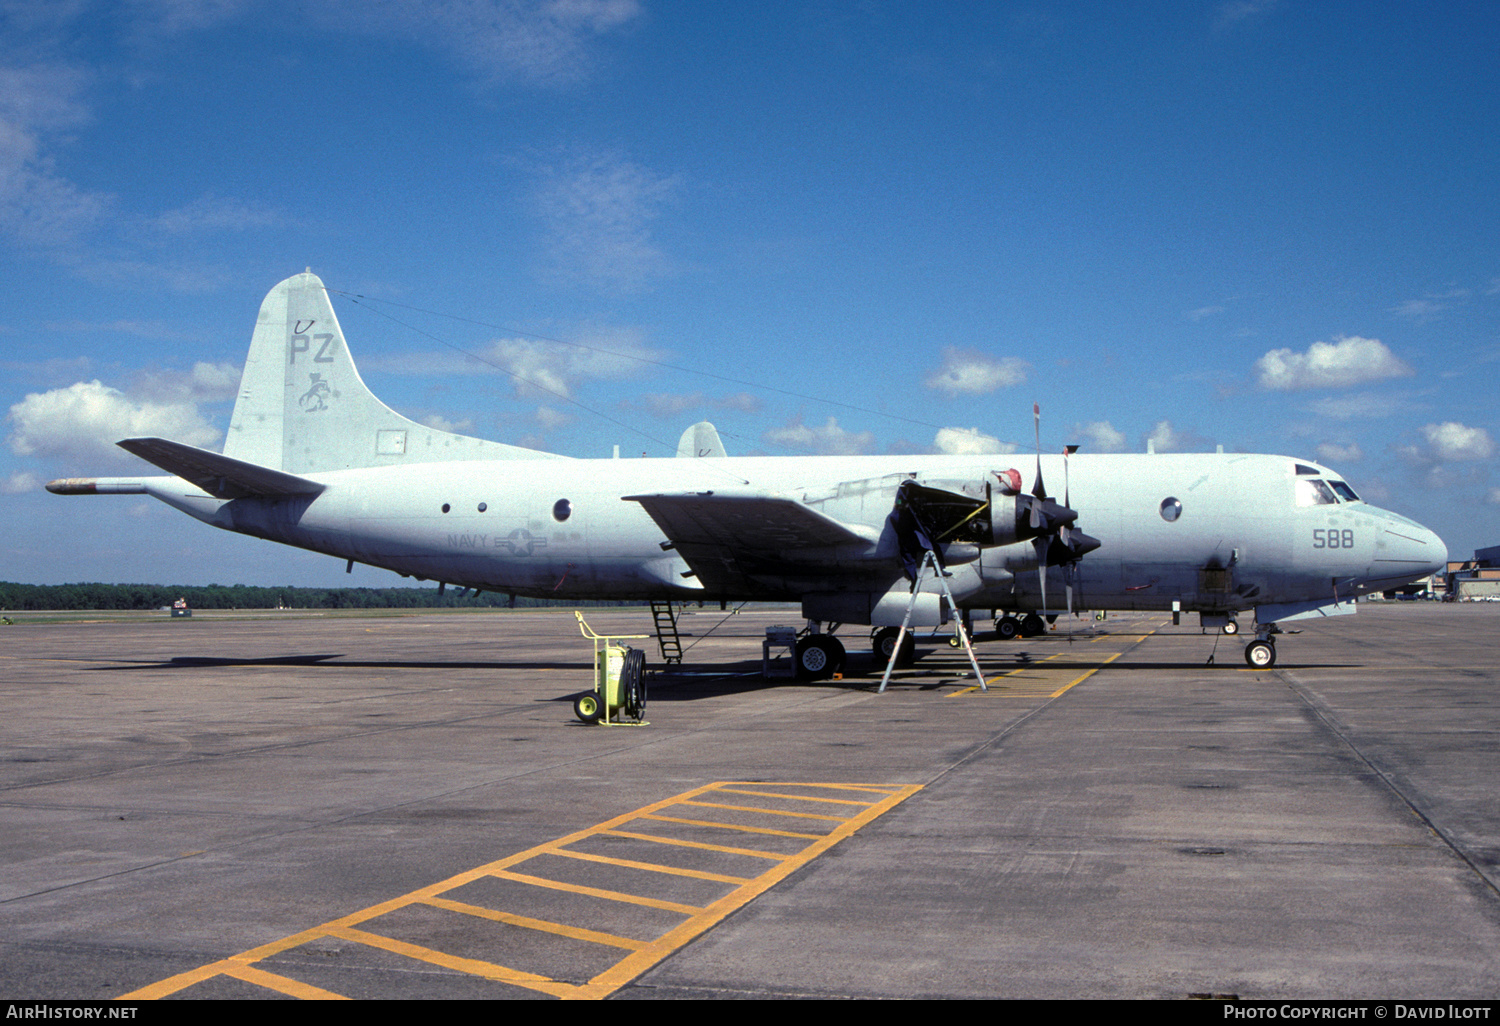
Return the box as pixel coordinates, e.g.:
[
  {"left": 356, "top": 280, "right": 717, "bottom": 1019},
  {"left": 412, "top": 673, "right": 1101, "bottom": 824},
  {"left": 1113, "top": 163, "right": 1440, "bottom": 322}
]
[{"left": 117, "top": 437, "right": 326, "bottom": 499}]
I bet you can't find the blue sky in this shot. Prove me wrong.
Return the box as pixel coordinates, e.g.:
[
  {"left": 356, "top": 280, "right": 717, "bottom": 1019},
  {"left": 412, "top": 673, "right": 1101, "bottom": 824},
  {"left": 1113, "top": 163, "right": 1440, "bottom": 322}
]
[{"left": 2, "top": 0, "right": 1497, "bottom": 587}]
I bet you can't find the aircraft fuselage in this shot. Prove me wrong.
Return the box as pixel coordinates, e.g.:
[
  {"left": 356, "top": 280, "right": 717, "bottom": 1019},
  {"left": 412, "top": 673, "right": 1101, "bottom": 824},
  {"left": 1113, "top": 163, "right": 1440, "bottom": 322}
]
[{"left": 140, "top": 449, "right": 1444, "bottom": 619}]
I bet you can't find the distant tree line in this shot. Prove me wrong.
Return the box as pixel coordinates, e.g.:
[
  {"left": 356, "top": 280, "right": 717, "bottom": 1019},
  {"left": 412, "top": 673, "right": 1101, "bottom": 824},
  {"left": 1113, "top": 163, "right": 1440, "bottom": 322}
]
[{"left": 0, "top": 582, "right": 645, "bottom": 612}]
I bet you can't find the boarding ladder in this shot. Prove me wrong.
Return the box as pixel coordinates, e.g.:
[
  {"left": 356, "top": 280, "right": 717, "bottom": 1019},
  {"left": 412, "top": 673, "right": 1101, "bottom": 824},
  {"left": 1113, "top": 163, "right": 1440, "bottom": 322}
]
[
  {"left": 651, "top": 600, "right": 684, "bottom": 664},
  {"left": 878, "top": 550, "right": 988, "bottom": 694}
]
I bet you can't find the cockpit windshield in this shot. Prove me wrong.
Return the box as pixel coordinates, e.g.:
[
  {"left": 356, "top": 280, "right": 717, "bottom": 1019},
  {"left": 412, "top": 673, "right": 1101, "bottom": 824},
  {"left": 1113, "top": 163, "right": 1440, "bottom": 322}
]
[
  {"left": 1328, "top": 480, "right": 1360, "bottom": 502},
  {"left": 1296, "top": 478, "right": 1338, "bottom": 506}
]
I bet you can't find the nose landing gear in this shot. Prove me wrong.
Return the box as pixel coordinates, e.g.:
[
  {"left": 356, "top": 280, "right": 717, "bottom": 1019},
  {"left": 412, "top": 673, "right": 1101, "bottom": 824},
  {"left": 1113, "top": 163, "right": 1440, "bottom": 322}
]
[{"left": 1242, "top": 623, "right": 1282, "bottom": 668}]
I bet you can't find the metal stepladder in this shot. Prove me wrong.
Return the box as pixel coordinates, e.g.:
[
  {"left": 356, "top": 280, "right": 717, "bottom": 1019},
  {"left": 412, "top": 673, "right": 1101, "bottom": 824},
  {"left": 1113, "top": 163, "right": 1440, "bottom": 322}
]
[
  {"left": 650, "top": 599, "right": 683, "bottom": 664},
  {"left": 878, "top": 550, "right": 988, "bottom": 694}
]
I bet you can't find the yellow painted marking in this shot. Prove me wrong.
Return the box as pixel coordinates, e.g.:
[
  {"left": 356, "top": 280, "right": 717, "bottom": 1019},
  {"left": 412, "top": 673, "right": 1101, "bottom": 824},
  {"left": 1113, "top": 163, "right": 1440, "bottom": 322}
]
[
  {"left": 327, "top": 925, "right": 574, "bottom": 998},
  {"left": 1049, "top": 651, "right": 1125, "bottom": 697},
  {"left": 492, "top": 868, "right": 706, "bottom": 915},
  {"left": 420, "top": 896, "right": 647, "bottom": 951},
  {"left": 714, "top": 787, "right": 879, "bottom": 807},
  {"left": 599, "top": 828, "right": 789, "bottom": 860},
  {"left": 223, "top": 964, "right": 350, "bottom": 1000},
  {"left": 122, "top": 781, "right": 920, "bottom": 1001},
  {"left": 641, "top": 813, "right": 825, "bottom": 840},
  {"left": 677, "top": 799, "right": 850, "bottom": 822},
  {"left": 938, "top": 622, "right": 1164, "bottom": 698},
  {"left": 549, "top": 847, "right": 753, "bottom": 885}
]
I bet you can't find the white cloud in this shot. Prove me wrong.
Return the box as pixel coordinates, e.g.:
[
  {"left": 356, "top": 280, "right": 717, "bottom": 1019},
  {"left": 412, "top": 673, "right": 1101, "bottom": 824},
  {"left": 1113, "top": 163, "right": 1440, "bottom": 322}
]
[
  {"left": 132, "top": 362, "right": 241, "bottom": 403},
  {"left": 1421, "top": 422, "right": 1494, "bottom": 462},
  {"left": 1316, "top": 441, "right": 1362, "bottom": 464},
  {"left": 1255, "top": 336, "right": 1413, "bottom": 390},
  {"left": 0, "top": 63, "right": 110, "bottom": 249},
  {"left": 629, "top": 391, "right": 762, "bottom": 417},
  {"left": 534, "top": 405, "right": 570, "bottom": 430},
  {"left": 1074, "top": 420, "right": 1126, "bottom": 453},
  {"left": 1213, "top": 0, "right": 1277, "bottom": 31},
  {"left": 933, "top": 426, "right": 1016, "bottom": 456},
  {"left": 2, "top": 471, "right": 40, "bottom": 493},
  {"left": 422, "top": 414, "right": 474, "bottom": 433},
  {"left": 1306, "top": 392, "right": 1407, "bottom": 420},
  {"left": 146, "top": 193, "right": 283, "bottom": 235},
  {"left": 1488, "top": 487, "right": 1500, "bottom": 505},
  {"left": 1143, "top": 420, "right": 1210, "bottom": 453},
  {"left": 6, "top": 379, "right": 221, "bottom": 464},
  {"left": 323, "top": 0, "right": 642, "bottom": 85},
  {"left": 1184, "top": 305, "right": 1224, "bottom": 321},
  {"left": 120, "top": 0, "right": 258, "bottom": 40},
  {"left": 531, "top": 150, "right": 680, "bottom": 293},
  {"left": 923, "top": 347, "right": 1028, "bottom": 397},
  {"left": 482, "top": 327, "right": 661, "bottom": 399},
  {"left": 763, "top": 416, "right": 873, "bottom": 456}
]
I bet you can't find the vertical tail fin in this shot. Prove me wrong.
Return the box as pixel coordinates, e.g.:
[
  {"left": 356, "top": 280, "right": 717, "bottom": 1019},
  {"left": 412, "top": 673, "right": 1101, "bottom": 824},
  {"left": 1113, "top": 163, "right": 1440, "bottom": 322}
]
[{"left": 224, "top": 272, "right": 560, "bottom": 472}]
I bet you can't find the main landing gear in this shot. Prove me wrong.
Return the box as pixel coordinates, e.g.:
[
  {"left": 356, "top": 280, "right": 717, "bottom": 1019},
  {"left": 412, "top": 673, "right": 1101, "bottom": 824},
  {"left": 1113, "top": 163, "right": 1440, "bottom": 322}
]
[
  {"left": 795, "top": 631, "right": 846, "bottom": 680},
  {"left": 995, "top": 613, "right": 1047, "bottom": 639},
  {"left": 871, "top": 626, "right": 916, "bottom": 667}
]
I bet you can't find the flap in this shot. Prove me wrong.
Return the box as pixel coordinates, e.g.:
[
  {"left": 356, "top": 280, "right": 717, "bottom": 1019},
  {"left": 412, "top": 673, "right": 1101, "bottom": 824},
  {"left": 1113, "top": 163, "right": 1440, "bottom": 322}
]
[{"left": 117, "top": 437, "right": 326, "bottom": 500}]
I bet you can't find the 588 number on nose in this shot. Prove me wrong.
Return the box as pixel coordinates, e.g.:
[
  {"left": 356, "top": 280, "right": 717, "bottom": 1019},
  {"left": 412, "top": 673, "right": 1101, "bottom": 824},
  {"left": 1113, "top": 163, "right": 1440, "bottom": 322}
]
[{"left": 1312, "top": 529, "right": 1355, "bottom": 549}]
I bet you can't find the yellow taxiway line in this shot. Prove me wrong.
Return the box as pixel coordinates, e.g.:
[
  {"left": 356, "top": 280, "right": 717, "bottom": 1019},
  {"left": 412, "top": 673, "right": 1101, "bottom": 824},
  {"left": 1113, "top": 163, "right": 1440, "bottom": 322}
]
[{"left": 120, "top": 780, "right": 921, "bottom": 1001}]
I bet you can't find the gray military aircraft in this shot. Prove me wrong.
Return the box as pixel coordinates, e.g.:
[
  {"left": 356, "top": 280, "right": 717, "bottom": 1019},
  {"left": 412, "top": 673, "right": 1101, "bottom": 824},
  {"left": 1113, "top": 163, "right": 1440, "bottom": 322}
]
[{"left": 49, "top": 272, "right": 1447, "bottom": 673}]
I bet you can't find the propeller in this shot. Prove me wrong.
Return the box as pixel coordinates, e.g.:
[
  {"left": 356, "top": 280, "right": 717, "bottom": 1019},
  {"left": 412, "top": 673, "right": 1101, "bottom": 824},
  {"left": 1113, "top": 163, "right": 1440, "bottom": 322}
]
[{"left": 1023, "top": 408, "right": 1100, "bottom": 615}]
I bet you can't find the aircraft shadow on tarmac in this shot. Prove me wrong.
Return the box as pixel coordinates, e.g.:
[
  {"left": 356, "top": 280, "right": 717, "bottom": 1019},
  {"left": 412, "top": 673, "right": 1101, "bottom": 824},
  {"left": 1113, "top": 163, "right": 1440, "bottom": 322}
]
[{"left": 90, "top": 655, "right": 593, "bottom": 671}]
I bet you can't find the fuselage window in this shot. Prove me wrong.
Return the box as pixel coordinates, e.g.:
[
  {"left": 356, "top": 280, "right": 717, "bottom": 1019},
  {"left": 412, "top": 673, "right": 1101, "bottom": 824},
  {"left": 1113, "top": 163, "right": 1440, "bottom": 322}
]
[
  {"left": 553, "top": 498, "right": 572, "bottom": 522},
  {"left": 478, "top": 502, "right": 488, "bottom": 512},
  {"left": 1160, "top": 497, "right": 1182, "bottom": 522},
  {"left": 1329, "top": 481, "right": 1360, "bottom": 502},
  {"left": 1295, "top": 478, "right": 1337, "bottom": 506}
]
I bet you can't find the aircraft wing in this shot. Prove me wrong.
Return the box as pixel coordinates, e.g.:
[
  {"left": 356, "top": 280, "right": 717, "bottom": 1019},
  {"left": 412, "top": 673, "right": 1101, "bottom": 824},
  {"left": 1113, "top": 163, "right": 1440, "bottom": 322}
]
[
  {"left": 624, "top": 491, "right": 876, "bottom": 592},
  {"left": 117, "top": 437, "right": 326, "bottom": 500}
]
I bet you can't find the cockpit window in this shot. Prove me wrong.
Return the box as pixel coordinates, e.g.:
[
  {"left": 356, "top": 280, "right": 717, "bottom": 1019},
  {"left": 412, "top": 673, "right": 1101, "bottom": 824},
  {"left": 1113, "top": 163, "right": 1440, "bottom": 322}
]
[
  {"left": 1295, "top": 463, "right": 1320, "bottom": 476},
  {"left": 1328, "top": 480, "right": 1360, "bottom": 502},
  {"left": 1296, "top": 478, "right": 1338, "bottom": 506}
]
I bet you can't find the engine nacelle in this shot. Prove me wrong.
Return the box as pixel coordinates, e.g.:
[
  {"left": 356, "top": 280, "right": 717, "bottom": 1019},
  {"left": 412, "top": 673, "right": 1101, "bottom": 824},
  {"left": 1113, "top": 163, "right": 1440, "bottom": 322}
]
[{"left": 803, "top": 586, "right": 951, "bottom": 628}]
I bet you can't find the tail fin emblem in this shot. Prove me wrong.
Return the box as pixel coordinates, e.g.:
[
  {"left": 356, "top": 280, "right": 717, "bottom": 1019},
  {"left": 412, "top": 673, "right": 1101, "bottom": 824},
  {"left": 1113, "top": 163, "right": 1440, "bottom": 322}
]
[{"left": 299, "top": 373, "right": 334, "bottom": 412}]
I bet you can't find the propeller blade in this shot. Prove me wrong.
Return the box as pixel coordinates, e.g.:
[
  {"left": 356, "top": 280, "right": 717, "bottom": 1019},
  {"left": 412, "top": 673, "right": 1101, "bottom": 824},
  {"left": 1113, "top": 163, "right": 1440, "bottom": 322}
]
[
  {"left": 1034, "top": 534, "right": 1049, "bottom": 612},
  {"left": 1063, "top": 444, "right": 1071, "bottom": 510},
  {"left": 1033, "top": 402, "right": 1049, "bottom": 499}
]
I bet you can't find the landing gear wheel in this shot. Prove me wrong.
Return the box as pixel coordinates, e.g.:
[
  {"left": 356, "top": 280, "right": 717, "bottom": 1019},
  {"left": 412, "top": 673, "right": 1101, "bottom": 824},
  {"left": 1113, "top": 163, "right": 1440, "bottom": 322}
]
[
  {"left": 796, "top": 635, "right": 847, "bottom": 680},
  {"left": 1222, "top": 620, "right": 1240, "bottom": 635},
  {"left": 573, "top": 693, "right": 601, "bottom": 724},
  {"left": 620, "top": 647, "right": 647, "bottom": 718},
  {"left": 995, "top": 616, "right": 1021, "bottom": 641},
  {"left": 872, "top": 627, "right": 915, "bottom": 668},
  {"left": 1020, "top": 612, "right": 1046, "bottom": 638},
  {"left": 1244, "top": 640, "right": 1276, "bottom": 668}
]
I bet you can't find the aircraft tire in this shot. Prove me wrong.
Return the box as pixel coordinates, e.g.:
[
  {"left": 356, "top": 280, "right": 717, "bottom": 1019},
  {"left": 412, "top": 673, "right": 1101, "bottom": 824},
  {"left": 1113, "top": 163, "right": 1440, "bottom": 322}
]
[
  {"left": 621, "top": 647, "right": 647, "bottom": 718},
  {"left": 1020, "top": 613, "right": 1046, "bottom": 637},
  {"left": 1243, "top": 640, "right": 1276, "bottom": 668},
  {"left": 872, "top": 627, "right": 915, "bottom": 667},
  {"left": 1223, "top": 620, "right": 1240, "bottom": 635},
  {"left": 995, "top": 617, "right": 1021, "bottom": 641},
  {"left": 796, "top": 635, "right": 846, "bottom": 680},
  {"left": 573, "top": 693, "right": 602, "bottom": 724}
]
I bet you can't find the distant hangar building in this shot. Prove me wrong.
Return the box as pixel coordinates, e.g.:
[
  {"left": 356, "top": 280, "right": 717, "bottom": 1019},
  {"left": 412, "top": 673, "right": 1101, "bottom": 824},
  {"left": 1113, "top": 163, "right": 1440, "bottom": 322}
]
[{"left": 1445, "top": 544, "right": 1500, "bottom": 601}]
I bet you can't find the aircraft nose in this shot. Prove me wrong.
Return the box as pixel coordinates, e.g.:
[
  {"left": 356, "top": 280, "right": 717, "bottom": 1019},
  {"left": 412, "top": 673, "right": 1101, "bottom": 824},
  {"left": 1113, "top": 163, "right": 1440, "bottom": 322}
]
[{"left": 1370, "top": 521, "right": 1447, "bottom": 589}]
